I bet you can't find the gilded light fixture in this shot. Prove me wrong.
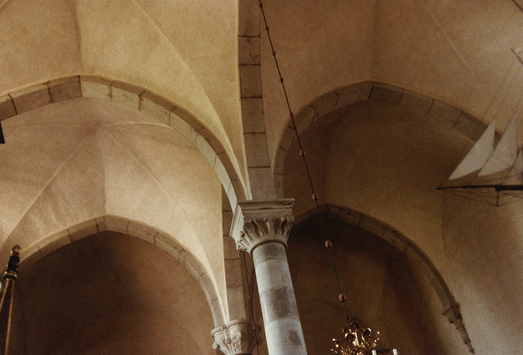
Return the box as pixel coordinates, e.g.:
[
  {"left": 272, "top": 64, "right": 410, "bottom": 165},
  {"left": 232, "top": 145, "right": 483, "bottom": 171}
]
[{"left": 331, "top": 318, "right": 380, "bottom": 355}]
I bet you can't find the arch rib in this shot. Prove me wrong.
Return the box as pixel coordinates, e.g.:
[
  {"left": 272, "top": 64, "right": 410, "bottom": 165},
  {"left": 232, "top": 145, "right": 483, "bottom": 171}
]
[
  {"left": 273, "top": 81, "right": 489, "bottom": 198},
  {"left": 0, "top": 76, "right": 246, "bottom": 210},
  {"left": 295, "top": 204, "right": 474, "bottom": 353},
  {"left": 15, "top": 215, "right": 226, "bottom": 327}
]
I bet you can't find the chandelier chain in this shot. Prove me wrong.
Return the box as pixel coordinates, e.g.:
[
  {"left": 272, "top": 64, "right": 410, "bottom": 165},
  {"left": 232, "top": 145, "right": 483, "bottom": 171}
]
[
  {"left": 242, "top": 251, "right": 260, "bottom": 355},
  {"left": 258, "top": 0, "right": 351, "bottom": 325}
]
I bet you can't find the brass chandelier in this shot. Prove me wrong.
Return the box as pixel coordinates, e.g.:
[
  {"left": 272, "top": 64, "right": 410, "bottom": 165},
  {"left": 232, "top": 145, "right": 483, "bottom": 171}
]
[{"left": 331, "top": 318, "right": 383, "bottom": 355}]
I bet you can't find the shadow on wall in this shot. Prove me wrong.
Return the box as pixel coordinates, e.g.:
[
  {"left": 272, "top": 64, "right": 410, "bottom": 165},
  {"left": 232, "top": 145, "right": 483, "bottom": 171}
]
[
  {"left": 287, "top": 217, "right": 465, "bottom": 355},
  {"left": 16, "top": 231, "right": 214, "bottom": 355}
]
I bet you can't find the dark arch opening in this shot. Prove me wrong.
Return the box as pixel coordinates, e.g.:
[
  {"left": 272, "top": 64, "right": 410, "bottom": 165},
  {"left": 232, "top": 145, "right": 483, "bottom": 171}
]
[
  {"left": 287, "top": 215, "right": 465, "bottom": 355},
  {"left": 17, "top": 231, "right": 214, "bottom": 355}
]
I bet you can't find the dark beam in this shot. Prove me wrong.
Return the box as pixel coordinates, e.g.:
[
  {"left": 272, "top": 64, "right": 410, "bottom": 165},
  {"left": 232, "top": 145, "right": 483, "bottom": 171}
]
[{"left": 437, "top": 185, "right": 523, "bottom": 191}]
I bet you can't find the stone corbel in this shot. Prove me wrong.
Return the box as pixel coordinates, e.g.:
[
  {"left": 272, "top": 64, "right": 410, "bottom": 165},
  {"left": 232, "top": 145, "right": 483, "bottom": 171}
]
[
  {"left": 443, "top": 304, "right": 475, "bottom": 354},
  {"left": 230, "top": 199, "right": 295, "bottom": 254},
  {"left": 211, "top": 319, "right": 261, "bottom": 355}
]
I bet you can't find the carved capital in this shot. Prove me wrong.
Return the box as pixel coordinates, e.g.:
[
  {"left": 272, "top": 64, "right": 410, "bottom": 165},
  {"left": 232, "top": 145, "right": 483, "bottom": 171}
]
[
  {"left": 443, "top": 304, "right": 475, "bottom": 354},
  {"left": 211, "top": 319, "right": 261, "bottom": 355},
  {"left": 230, "top": 199, "right": 295, "bottom": 254}
]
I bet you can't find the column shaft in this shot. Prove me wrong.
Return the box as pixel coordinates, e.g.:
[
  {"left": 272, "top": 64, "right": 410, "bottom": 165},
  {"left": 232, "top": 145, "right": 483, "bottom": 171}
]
[
  {"left": 252, "top": 242, "right": 306, "bottom": 355},
  {"left": 229, "top": 199, "right": 306, "bottom": 355}
]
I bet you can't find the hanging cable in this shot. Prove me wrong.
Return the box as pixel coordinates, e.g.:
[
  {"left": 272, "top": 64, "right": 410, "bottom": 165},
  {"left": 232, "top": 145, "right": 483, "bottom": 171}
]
[
  {"left": 258, "top": 0, "right": 351, "bottom": 325},
  {"left": 242, "top": 251, "right": 260, "bottom": 355}
]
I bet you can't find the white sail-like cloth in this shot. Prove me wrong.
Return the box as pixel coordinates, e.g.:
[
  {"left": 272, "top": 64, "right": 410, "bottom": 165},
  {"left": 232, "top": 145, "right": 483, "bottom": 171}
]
[
  {"left": 449, "top": 119, "right": 497, "bottom": 180},
  {"left": 479, "top": 113, "right": 518, "bottom": 176},
  {"left": 507, "top": 149, "right": 523, "bottom": 182}
]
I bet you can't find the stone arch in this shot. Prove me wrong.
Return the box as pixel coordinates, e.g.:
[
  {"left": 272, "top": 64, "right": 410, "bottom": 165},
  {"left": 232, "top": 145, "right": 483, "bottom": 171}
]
[
  {"left": 0, "top": 76, "right": 245, "bottom": 209},
  {"left": 273, "top": 81, "right": 489, "bottom": 197},
  {"left": 18, "top": 215, "right": 226, "bottom": 327},
  {"left": 295, "top": 204, "right": 457, "bottom": 310},
  {"left": 294, "top": 204, "right": 474, "bottom": 352}
]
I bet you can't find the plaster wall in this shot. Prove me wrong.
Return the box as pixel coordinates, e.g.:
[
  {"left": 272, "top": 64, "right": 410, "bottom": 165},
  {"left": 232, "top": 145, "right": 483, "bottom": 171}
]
[
  {"left": 283, "top": 100, "right": 523, "bottom": 353},
  {"left": 261, "top": 0, "right": 375, "bottom": 161},
  {"left": 442, "top": 194, "right": 523, "bottom": 354},
  {"left": 262, "top": 0, "right": 523, "bottom": 162},
  {"left": 0, "top": 98, "right": 227, "bottom": 318},
  {"left": 0, "top": 0, "right": 247, "bottom": 187}
]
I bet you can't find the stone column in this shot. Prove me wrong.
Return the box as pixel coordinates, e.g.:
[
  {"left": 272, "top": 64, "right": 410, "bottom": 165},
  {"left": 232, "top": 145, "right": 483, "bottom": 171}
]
[
  {"left": 212, "top": 319, "right": 260, "bottom": 355},
  {"left": 231, "top": 199, "right": 307, "bottom": 355}
]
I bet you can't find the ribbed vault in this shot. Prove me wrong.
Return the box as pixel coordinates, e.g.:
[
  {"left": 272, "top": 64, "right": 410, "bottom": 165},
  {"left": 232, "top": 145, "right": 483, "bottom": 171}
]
[
  {"left": 0, "top": 0, "right": 246, "bottom": 190},
  {"left": 0, "top": 98, "right": 227, "bottom": 319}
]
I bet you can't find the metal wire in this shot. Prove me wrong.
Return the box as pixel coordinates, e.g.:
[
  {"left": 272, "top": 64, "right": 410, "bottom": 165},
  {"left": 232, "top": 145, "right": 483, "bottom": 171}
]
[
  {"left": 258, "top": 0, "right": 351, "bottom": 325},
  {"left": 242, "top": 251, "right": 260, "bottom": 355}
]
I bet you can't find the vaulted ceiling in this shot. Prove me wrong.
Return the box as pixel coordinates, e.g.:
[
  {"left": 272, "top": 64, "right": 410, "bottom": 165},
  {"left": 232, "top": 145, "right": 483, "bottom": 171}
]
[
  {"left": 0, "top": 0, "right": 244, "bottom": 182},
  {"left": 262, "top": 0, "right": 523, "bottom": 159},
  {"left": 1, "top": 3, "right": 522, "bottom": 353},
  {"left": 2, "top": 0, "right": 522, "bottom": 183}
]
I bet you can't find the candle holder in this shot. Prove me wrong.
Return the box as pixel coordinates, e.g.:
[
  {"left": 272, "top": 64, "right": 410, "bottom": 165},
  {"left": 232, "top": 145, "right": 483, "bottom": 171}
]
[{"left": 331, "top": 318, "right": 380, "bottom": 355}]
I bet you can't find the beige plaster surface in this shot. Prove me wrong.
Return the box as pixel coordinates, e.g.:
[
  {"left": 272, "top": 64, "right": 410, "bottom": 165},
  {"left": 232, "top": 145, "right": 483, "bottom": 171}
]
[
  {"left": 284, "top": 101, "right": 469, "bottom": 272},
  {"left": 442, "top": 194, "right": 523, "bottom": 353},
  {"left": 0, "top": 98, "right": 227, "bottom": 316},
  {"left": 263, "top": 0, "right": 523, "bottom": 162},
  {"left": 0, "top": 0, "right": 247, "bottom": 188},
  {"left": 283, "top": 99, "right": 523, "bottom": 353}
]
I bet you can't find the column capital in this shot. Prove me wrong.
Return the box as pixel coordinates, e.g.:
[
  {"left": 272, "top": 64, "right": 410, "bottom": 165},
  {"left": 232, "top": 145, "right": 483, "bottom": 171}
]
[
  {"left": 230, "top": 199, "right": 295, "bottom": 254},
  {"left": 211, "top": 319, "right": 261, "bottom": 355}
]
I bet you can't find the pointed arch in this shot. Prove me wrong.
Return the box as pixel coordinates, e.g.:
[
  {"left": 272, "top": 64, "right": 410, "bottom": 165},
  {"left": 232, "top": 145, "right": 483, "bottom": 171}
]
[
  {"left": 0, "top": 76, "right": 246, "bottom": 209},
  {"left": 294, "top": 204, "right": 474, "bottom": 352},
  {"left": 16, "top": 215, "right": 226, "bottom": 327},
  {"left": 273, "top": 81, "right": 490, "bottom": 198}
]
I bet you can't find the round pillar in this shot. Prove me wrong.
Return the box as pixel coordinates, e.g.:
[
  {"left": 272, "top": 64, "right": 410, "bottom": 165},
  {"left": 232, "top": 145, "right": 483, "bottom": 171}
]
[
  {"left": 230, "top": 199, "right": 307, "bottom": 355},
  {"left": 252, "top": 242, "right": 306, "bottom": 355}
]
